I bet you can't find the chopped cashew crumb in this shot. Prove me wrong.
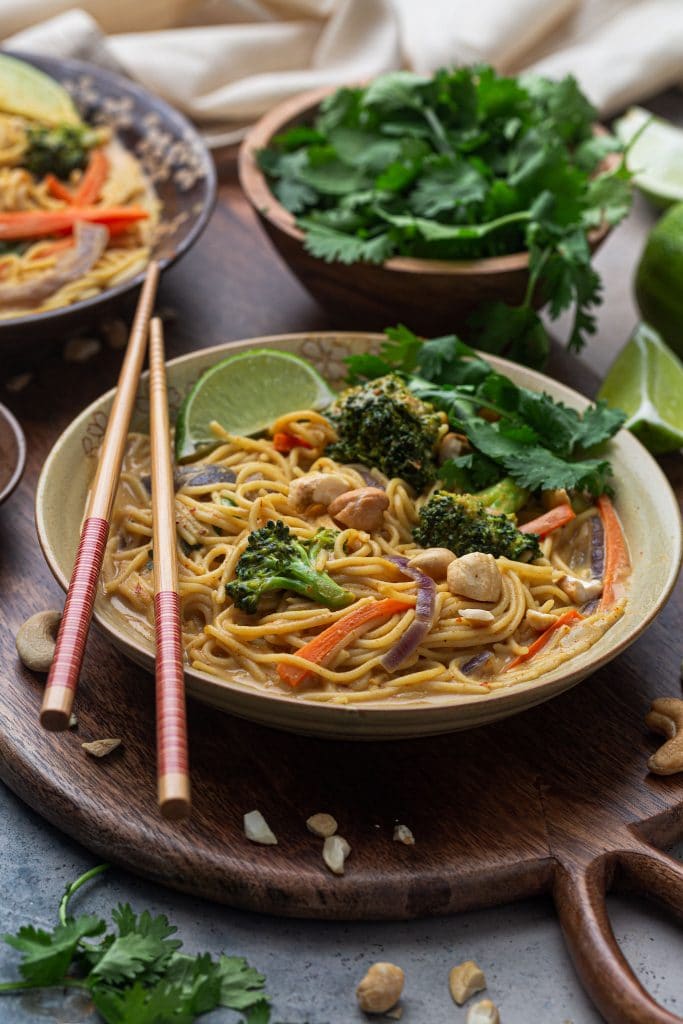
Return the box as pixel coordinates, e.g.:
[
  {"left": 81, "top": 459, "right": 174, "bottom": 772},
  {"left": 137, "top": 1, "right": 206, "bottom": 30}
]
[
  {"left": 82, "top": 738, "right": 121, "bottom": 758},
  {"left": 356, "top": 962, "right": 404, "bottom": 1014},
  {"left": 393, "top": 824, "right": 415, "bottom": 845},
  {"left": 467, "top": 998, "right": 500, "bottom": 1024},
  {"left": 243, "top": 810, "right": 278, "bottom": 845},
  {"left": 449, "top": 960, "right": 486, "bottom": 1005},
  {"left": 306, "top": 812, "right": 338, "bottom": 837},
  {"left": 322, "top": 834, "right": 350, "bottom": 875}
]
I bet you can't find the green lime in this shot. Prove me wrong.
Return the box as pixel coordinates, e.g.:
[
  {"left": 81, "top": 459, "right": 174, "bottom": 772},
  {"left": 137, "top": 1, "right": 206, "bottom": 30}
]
[
  {"left": 0, "top": 53, "right": 81, "bottom": 127},
  {"left": 597, "top": 323, "right": 683, "bottom": 454},
  {"left": 175, "top": 348, "right": 336, "bottom": 461},
  {"left": 615, "top": 106, "right": 683, "bottom": 207},
  {"left": 635, "top": 203, "right": 683, "bottom": 357}
]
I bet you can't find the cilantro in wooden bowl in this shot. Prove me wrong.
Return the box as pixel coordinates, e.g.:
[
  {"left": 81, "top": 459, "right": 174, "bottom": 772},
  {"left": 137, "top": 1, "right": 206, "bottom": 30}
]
[{"left": 239, "top": 66, "right": 630, "bottom": 368}]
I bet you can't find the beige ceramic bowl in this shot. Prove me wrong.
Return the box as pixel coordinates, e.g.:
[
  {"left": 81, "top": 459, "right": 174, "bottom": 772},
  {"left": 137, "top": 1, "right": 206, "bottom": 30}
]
[{"left": 36, "top": 333, "right": 682, "bottom": 740}]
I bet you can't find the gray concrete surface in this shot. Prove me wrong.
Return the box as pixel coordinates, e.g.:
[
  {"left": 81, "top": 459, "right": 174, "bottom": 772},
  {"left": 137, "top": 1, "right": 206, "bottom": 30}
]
[{"left": 1, "top": 782, "right": 681, "bottom": 1023}]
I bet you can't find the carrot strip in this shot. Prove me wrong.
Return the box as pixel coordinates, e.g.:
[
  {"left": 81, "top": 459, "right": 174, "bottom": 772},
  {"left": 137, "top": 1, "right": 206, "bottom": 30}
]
[
  {"left": 0, "top": 206, "right": 148, "bottom": 240},
  {"left": 597, "top": 495, "right": 629, "bottom": 609},
  {"left": 506, "top": 609, "right": 583, "bottom": 671},
  {"left": 44, "top": 174, "right": 74, "bottom": 203},
  {"left": 272, "top": 431, "right": 313, "bottom": 453},
  {"left": 277, "top": 598, "right": 413, "bottom": 688},
  {"left": 72, "top": 149, "right": 108, "bottom": 205},
  {"left": 519, "top": 503, "right": 576, "bottom": 537}
]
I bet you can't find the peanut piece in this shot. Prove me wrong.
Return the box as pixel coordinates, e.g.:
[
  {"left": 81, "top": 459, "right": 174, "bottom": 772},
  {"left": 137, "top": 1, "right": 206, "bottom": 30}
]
[
  {"left": 306, "top": 812, "right": 338, "bottom": 837},
  {"left": 646, "top": 697, "right": 683, "bottom": 775},
  {"left": 356, "top": 962, "right": 404, "bottom": 1014},
  {"left": 467, "top": 999, "right": 500, "bottom": 1024},
  {"left": 449, "top": 960, "right": 486, "bottom": 1005},
  {"left": 323, "top": 834, "right": 350, "bottom": 875},
  {"left": 82, "top": 738, "right": 121, "bottom": 758}
]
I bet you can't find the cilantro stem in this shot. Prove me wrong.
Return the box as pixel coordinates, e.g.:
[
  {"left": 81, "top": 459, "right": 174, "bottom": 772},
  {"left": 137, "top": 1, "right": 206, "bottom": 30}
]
[
  {"left": 0, "top": 978, "right": 89, "bottom": 994},
  {"left": 422, "top": 106, "right": 454, "bottom": 156},
  {"left": 59, "top": 863, "right": 109, "bottom": 926}
]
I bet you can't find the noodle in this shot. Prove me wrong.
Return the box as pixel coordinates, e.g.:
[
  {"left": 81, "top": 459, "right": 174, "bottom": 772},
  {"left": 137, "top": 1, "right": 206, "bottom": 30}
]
[
  {"left": 102, "top": 415, "right": 627, "bottom": 704},
  {"left": 0, "top": 112, "right": 158, "bottom": 319}
]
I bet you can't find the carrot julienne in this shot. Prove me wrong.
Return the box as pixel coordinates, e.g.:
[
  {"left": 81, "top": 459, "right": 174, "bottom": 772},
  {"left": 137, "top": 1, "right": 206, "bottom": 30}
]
[
  {"left": 519, "top": 503, "right": 576, "bottom": 537},
  {"left": 44, "top": 174, "right": 75, "bottom": 203},
  {"left": 506, "top": 608, "right": 583, "bottom": 671},
  {"left": 272, "top": 431, "right": 313, "bottom": 453},
  {"left": 72, "top": 149, "right": 109, "bottom": 205},
  {"left": 0, "top": 206, "right": 148, "bottom": 240},
  {"left": 597, "top": 495, "right": 629, "bottom": 609},
  {"left": 277, "top": 598, "right": 414, "bottom": 687}
]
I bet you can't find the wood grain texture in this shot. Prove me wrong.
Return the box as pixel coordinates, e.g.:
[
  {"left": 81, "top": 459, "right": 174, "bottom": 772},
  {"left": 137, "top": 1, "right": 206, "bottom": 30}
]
[{"left": 0, "top": 154, "right": 682, "bottom": 1024}]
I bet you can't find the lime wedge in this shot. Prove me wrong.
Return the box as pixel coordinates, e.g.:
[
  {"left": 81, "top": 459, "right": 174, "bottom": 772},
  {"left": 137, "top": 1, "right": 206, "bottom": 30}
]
[
  {"left": 175, "top": 348, "right": 336, "bottom": 461},
  {"left": 597, "top": 323, "right": 683, "bottom": 454},
  {"left": 0, "top": 53, "right": 81, "bottom": 127},
  {"left": 615, "top": 106, "right": 683, "bottom": 207}
]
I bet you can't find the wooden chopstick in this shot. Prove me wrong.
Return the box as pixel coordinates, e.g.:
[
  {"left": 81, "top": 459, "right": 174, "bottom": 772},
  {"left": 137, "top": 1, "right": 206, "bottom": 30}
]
[
  {"left": 148, "top": 317, "right": 191, "bottom": 820},
  {"left": 41, "top": 261, "right": 160, "bottom": 731}
]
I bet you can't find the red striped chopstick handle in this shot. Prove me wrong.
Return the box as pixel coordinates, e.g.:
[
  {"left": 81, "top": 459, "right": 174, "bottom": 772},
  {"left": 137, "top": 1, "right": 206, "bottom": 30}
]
[
  {"left": 40, "top": 516, "right": 109, "bottom": 730},
  {"left": 154, "top": 590, "right": 190, "bottom": 819}
]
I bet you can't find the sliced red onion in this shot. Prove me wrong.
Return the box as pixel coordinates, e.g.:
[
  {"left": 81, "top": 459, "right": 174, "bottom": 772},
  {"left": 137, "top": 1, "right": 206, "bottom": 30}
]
[
  {"left": 347, "top": 463, "right": 385, "bottom": 489},
  {"left": 591, "top": 514, "right": 605, "bottom": 579},
  {"left": 380, "top": 556, "right": 436, "bottom": 671},
  {"left": 582, "top": 597, "right": 600, "bottom": 615},
  {"left": 460, "top": 651, "right": 492, "bottom": 675}
]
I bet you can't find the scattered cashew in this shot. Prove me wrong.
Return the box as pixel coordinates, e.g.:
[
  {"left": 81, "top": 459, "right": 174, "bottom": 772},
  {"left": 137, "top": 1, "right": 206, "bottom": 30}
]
[
  {"left": 323, "top": 834, "right": 351, "bottom": 875},
  {"left": 408, "top": 547, "right": 456, "bottom": 581},
  {"left": 542, "top": 487, "right": 570, "bottom": 510},
  {"left": 328, "top": 487, "right": 389, "bottom": 532},
  {"left": 15, "top": 610, "right": 61, "bottom": 672},
  {"left": 447, "top": 553, "right": 502, "bottom": 603},
  {"left": 288, "top": 472, "right": 348, "bottom": 513},
  {"left": 393, "top": 824, "right": 415, "bottom": 845},
  {"left": 559, "top": 574, "right": 602, "bottom": 604},
  {"left": 438, "top": 431, "right": 469, "bottom": 463},
  {"left": 244, "top": 810, "right": 278, "bottom": 845},
  {"left": 526, "top": 608, "right": 559, "bottom": 632},
  {"left": 467, "top": 999, "right": 500, "bottom": 1024},
  {"left": 449, "top": 960, "right": 487, "bottom": 1005},
  {"left": 306, "top": 812, "right": 338, "bottom": 837},
  {"left": 460, "top": 608, "right": 495, "bottom": 625},
  {"left": 646, "top": 698, "right": 683, "bottom": 775},
  {"left": 82, "top": 738, "right": 121, "bottom": 758},
  {"left": 356, "top": 962, "right": 404, "bottom": 1014}
]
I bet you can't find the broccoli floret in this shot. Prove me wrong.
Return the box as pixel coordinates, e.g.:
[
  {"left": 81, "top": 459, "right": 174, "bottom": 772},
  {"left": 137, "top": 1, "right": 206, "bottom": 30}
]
[
  {"left": 414, "top": 491, "right": 541, "bottom": 560},
  {"left": 23, "top": 123, "right": 101, "bottom": 180},
  {"left": 326, "top": 374, "right": 444, "bottom": 491},
  {"left": 225, "top": 520, "right": 353, "bottom": 614},
  {"left": 471, "top": 476, "right": 529, "bottom": 514}
]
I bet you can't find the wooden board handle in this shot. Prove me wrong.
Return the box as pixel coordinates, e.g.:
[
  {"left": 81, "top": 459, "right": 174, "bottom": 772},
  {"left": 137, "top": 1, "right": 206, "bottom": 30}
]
[{"left": 554, "top": 843, "right": 683, "bottom": 1024}]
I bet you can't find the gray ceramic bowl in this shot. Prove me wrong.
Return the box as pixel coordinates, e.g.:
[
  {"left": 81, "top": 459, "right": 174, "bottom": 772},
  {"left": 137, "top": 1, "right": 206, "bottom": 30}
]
[
  {"left": 0, "top": 402, "right": 26, "bottom": 505},
  {"left": 0, "top": 50, "right": 216, "bottom": 345}
]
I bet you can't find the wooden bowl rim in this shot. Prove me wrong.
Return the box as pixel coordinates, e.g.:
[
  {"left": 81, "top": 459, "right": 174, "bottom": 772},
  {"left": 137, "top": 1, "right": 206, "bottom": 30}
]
[
  {"left": 35, "top": 332, "right": 683, "bottom": 738},
  {"left": 0, "top": 401, "right": 26, "bottom": 505},
  {"left": 238, "top": 85, "right": 612, "bottom": 277}
]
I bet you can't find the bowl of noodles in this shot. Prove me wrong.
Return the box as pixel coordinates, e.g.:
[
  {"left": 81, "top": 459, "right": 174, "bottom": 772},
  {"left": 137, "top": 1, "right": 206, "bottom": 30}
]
[
  {"left": 0, "top": 51, "right": 215, "bottom": 341},
  {"left": 36, "top": 332, "right": 682, "bottom": 740}
]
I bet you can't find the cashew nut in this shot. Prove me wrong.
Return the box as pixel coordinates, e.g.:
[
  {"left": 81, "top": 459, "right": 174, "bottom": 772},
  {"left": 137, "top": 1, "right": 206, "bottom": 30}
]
[
  {"left": 447, "top": 553, "right": 502, "bottom": 603},
  {"left": 559, "top": 574, "right": 602, "bottom": 604},
  {"left": 356, "top": 962, "right": 404, "bottom": 1014},
  {"left": 449, "top": 960, "right": 486, "bottom": 1005},
  {"left": 306, "top": 812, "right": 338, "bottom": 837},
  {"left": 408, "top": 547, "right": 456, "bottom": 581},
  {"left": 328, "top": 487, "right": 389, "bottom": 532},
  {"left": 467, "top": 999, "right": 500, "bottom": 1024},
  {"left": 322, "top": 834, "right": 351, "bottom": 875},
  {"left": 15, "top": 610, "right": 61, "bottom": 672},
  {"left": 459, "top": 608, "right": 495, "bottom": 625},
  {"left": 82, "top": 738, "right": 121, "bottom": 758},
  {"left": 288, "top": 472, "right": 348, "bottom": 513},
  {"left": 646, "top": 698, "right": 683, "bottom": 775},
  {"left": 438, "top": 431, "right": 469, "bottom": 463},
  {"left": 525, "top": 608, "right": 559, "bottom": 632}
]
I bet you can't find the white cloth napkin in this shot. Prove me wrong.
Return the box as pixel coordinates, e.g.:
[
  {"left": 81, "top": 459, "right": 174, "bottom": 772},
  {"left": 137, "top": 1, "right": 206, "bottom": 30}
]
[{"left": 3, "top": 0, "right": 683, "bottom": 137}]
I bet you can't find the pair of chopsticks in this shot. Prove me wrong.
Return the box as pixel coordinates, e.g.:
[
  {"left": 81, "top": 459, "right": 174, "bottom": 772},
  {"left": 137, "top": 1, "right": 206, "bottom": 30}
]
[{"left": 41, "top": 262, "right": 191, "bottom": 821}]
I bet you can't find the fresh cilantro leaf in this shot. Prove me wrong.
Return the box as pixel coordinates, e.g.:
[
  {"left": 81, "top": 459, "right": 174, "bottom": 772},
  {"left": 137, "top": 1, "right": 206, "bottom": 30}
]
[
  {"left": 570, "top": 399, "right": 627, "bottom": 449},
  {"left": 467, "top": 303, "right": 550, "bottom": 368},
  {"left": 91, "top": 978, "right": 196, "bottom": 1024},
  {"left": 582, "top": 167, "right": 632, "bottom": 228},
  {"left": 217, "top": 954, "right": 269, "bottom": 1011},
  {"left": 362, "top": 70, "right": 430, "bottom": 110},
  {"left": 3, "top": 916, "right": 105, "bottom": 986},
  {"left": 439, "top": 452, "right": 501, "bottom": 490},
  {"left": 245, "top": 999, "right": 271, "bottom": 1024},
  {"left": 298, "top": 221, "right": 393, "bottom": 264},
  {"left": 273, "top": 178, "right": 318, "bottom": 214}
]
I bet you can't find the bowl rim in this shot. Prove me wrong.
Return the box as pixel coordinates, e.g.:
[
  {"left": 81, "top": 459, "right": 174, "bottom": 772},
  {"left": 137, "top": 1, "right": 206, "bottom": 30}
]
[
  {"left": 0, "top": 400, "right": 27, "bottom": 505},
  {"left": 0, "top": 48, "right": 217, "bottom": 333},
  {"left": 238, "top": 85, "right": 612, "bottom": 277},
  {"left": 35, "top": 331, "right": 683, "bottom": 729}
]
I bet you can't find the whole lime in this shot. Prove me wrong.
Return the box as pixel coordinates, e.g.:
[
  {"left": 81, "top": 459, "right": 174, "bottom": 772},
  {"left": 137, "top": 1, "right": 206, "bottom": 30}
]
[{"left": 635, "top": 203, "right": 683, "bottom": 358}]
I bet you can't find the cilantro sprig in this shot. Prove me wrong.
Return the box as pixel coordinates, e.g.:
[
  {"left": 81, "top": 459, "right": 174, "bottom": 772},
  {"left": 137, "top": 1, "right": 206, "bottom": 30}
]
[
  {"left": 346, "top": 326, "right": 626, "bottom": 496},
  {"left": 259, "top": 65, "right": 632, "bottom": 366},
  {"left": 0, "top": 865, "right": 270, "bottom": 1024}
]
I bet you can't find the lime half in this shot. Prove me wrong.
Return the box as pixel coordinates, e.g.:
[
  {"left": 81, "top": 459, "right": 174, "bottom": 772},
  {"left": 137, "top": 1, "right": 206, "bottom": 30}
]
[
  {"left": 597, "top": 323, "right": 683, "bottom": 454},
  {"left": 0, "top": 53, "right": 81, "bottom": 127},
  {"left": 615, "top": 106, "right": 683, "bottom": 207},
  {"left": 175, "top": 348, "right": 336, "bottom": 461}
]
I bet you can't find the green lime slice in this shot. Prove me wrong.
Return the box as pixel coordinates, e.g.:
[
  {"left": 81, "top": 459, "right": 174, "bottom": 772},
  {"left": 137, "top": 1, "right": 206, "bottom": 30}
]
[
  {"left": 597, "top": 323, "right": 683, "bottom": 454},
  {"left": 175, "top": 348, "right": 336, "bottom": 461},
  {"left": 615, "top": 106, "right": 683, "bottom": 207},
  {"left": 0, "top": 53, "right": 82, "bottom": 127}
]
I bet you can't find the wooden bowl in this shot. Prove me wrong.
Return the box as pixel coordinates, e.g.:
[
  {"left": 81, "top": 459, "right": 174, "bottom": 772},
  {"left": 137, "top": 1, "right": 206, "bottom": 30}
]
[
  {"left": 0, "top": 402, "right": 26, "bottom": 505},
  {"left": 239, "top": 87, "right": 615, "bottom": 334},
  {"left": 35, "top": 333, "right": 682, "bottom": 740},
  {"left": 1, "top": 51, "right": 216, "bottom": 349}
]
